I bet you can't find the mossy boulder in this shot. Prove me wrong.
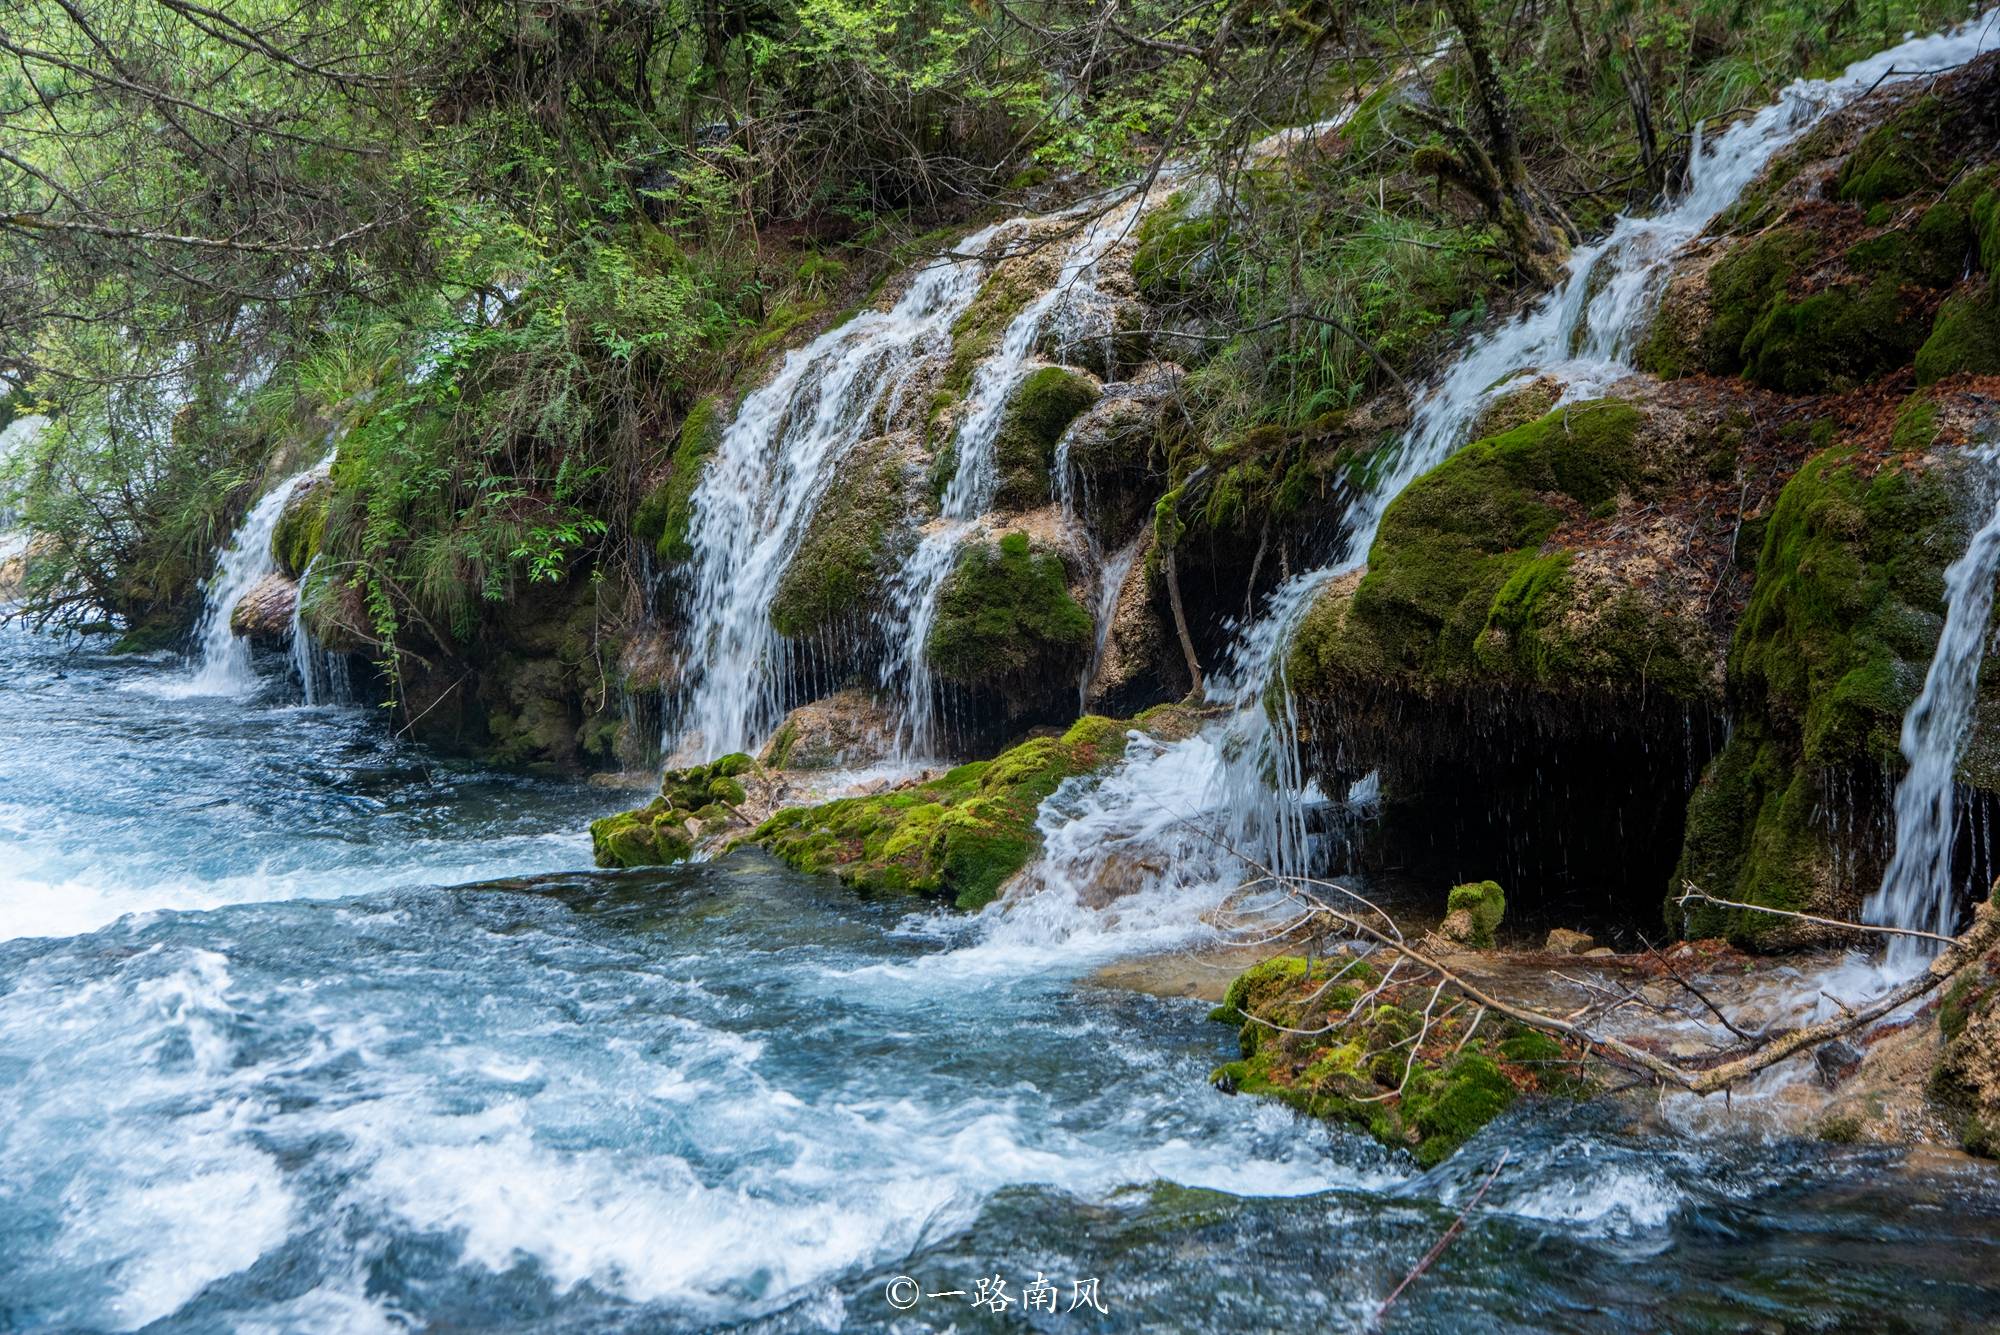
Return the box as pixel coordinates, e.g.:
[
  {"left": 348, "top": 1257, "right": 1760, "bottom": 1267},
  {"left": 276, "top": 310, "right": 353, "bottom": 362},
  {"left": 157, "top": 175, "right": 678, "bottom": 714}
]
[
  {"left": 770, "top": 432, "right": 927, "bottom": 640},
  {"left": 751, "top": 715, "right": 1130, "bottom": 909},
  {"left": 926, "top": 531, "right": 1093, "bottom": 708},
  {"left": 1915, "top": 289, "right": 2000, "bottom": 386},
  {"left": 1131, "top": 194, "right": 1229, "bottom": 303},
  {"left": 632, "top": 397, "right": 725, "bottom": 565},
  {"left": 1930, "top": 898, "right": 2000, "bottom": 1159},
  {"left": 271, "top": 474, "right": 331, "bottom": 579},
  {"left": 590, "top": 752, "right": 761, "bottom": 868},
  {"left": 1286, "top": 399, "right": 1709, "bottom": 701},
  {"left": 1674, "top": 442, "right": 1981, "bottom": 945},
  {"left": 1209, "top": 950, "right": 1589, "bottom": 1166},
  {"left": 993, "top": 367, "right": 1099, "bottom": 511},
  {"left": 1442, "top": 880, "right": 1506, "bottom": 948}
]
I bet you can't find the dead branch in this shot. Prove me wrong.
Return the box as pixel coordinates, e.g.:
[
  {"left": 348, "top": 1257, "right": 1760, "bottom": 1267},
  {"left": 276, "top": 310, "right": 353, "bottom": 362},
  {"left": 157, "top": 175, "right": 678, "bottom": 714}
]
[
  {"left": 1374, "top": 1148, "right": 1510, "bottom": 1325},
  {"left": 1676, "top": 883, "right": 1962, "bottom": 945}
]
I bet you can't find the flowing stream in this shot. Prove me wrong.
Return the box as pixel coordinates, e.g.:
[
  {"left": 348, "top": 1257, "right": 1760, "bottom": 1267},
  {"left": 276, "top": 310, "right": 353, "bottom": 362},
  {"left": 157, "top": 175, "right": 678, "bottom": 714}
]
[{"left": 3, "top": 624, "right": 2000, "bottom": 1332}]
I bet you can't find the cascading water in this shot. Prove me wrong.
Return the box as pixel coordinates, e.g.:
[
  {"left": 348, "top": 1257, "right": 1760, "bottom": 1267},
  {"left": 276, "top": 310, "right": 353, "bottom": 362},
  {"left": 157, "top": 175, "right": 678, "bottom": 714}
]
[
  {"left": 1079, "top": 536, "right": 1141, "bottom": 710},
  {"left": 287, "top": 554, "right": 353, "bottom": 707},
  {"left": 670, "top": 222, "right": 1012, "bottom": 760},
  {"left": 1004, "top": 15, "right": 2000, "bottom": 938},
  {"left": 1866, "top": 444, "right": 2000, "bottom": 970},
  {"left": 877, "top": 194, "right": 1151, "bottom": 758},
  {"left": 178, "top": 449, "right": 335, "bottom": 697}
]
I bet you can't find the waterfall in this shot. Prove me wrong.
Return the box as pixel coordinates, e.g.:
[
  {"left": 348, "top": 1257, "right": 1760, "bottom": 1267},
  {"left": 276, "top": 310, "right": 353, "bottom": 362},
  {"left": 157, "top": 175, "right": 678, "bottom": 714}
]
[
  {"left": 1002, "top": 14, "right": 2000, "bottom": 936},
  {"left": 1079, "top": 537, "right": 1142, "bottom": 710},
  {"left": 877, "top": 194, "right": 1149, "bottom": 759},
  {"left": 178, "top": 447, "right": 336, "bottom": 697},
  {"left": 1866, "top": 446, "right": 2000, "bottom": 970},
  {"left": 288, "top": 553, "right": 353, "bottom": 707},
  {"left": 671, "top": 221, "right": 1012, "bottom": 760}
]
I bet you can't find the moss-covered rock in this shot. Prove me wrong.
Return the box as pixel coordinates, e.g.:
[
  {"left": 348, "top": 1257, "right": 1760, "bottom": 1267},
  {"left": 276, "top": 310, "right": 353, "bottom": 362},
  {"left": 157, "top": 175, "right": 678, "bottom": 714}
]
[
  {"left": 993, "top": 367, "right": 1099, "bottom": 511},
  {"left": 1442, "top": 880, "right": 1506, "bottom": 948},
  {"left": 926, "top": 531, "right": 1093, "bottom": 706},
  {"left": 590, "top": 752, "right": 761, "bottom": 868},
  {"left": 769, "top": 432, "right": 927, "bottom": 640},
  {"left": 1209, "top": 949, "right": 1589, "bottom": 1166},
  {"left": 1674, "top": 442, "right": 1977, "bottom": 945},
  {"left": 1915, "top": 289, "right": 2000, "bottom": 386},
  {"left": 632, "top": 397, "right": 725, "bottom": 565},
  {"left": 751, "top": 715, "right": 1130, "bottom": 909},
  {"left": 271, "top": 474, "right": 331, "bottom": 580},
  {"left": 1285, "top": 399, "right": 1711, "bottom": 700},
  {"left": 1131, "top": 193, "right": 1230, "bottom": 304},
  {"left": 1929, "top": 898, "right": 2000, "bottom": 1159}
]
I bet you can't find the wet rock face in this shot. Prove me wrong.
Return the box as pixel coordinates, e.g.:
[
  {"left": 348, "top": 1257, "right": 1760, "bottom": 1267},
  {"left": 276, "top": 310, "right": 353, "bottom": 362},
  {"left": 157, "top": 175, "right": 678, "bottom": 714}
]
[
  {"left": 1934, "top": 902, "right": 2000, "bottom": 1158},
  {"left": 1278, "top": 55, "right": 2000, "bottom": 948},
  {"left": 229, "top": 571, "right": 297, "bottom": 643},
  {"left": 768, "top": 431, "right": 930, "bottom": 644},
  {"left": 759, "top": 688, "right": 895, "bottom": 771},
  {"left": 925, "top": 530, "right": 1094, "bottom": 721}
]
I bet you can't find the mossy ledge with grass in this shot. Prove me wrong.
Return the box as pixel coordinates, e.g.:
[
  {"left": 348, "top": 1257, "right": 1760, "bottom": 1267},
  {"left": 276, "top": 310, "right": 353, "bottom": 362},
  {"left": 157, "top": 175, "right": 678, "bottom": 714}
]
[
  {"left": 748, "top": 715, "right": 1132, "bottom": 910},
  {"left": 1209, "top": 951, "right": 1591, "bottom": 1166}
]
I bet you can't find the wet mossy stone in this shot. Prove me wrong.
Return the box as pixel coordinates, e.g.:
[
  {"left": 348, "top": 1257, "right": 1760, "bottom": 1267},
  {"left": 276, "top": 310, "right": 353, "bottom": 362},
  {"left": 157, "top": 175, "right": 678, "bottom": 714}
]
[
  {"left": 271, "top": 476, "right": 331, "bottom": 580},
  {"left": 1131, "top": 194, "right": 1228, "bottom": 303},
  {"left": 1286, "top": 399, "right": 1707, "bottom": 702},
  {"left": 769, "top": 434, "right": 922, "bottom": 640},
  {"left": 926, "top": 531, "right": 1093, "bottom": 699},
  {"left": 1672, "top": 446, "right": 1975, "bottom": 945},
  {"left": 589, "top": 752, "right": 760, "bottom": 868},
  {"left": 992, "top": 367, "right": 1099, "bottom": 511},
  {"left": 1915, "top": 290, "right": 2000, "bottom": 386},
  {"left": 632, "top": 397, "right": 724, "bottom": 564},
  {"left": 1208, "top": 952, "right": 1581, "bottom": 1165},
  {"left": 751, "top": 715, "right": 1129, "bottom": 909},
  {"left": 1446, "top": 880, "right": 1506, "bottom": 948}
]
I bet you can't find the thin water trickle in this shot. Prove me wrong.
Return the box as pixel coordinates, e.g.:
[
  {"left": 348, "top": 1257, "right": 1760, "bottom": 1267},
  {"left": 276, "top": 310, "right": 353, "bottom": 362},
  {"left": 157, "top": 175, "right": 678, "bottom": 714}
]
[
  {"left": 287, "top": 553, "right": 353, "bottom": 707},
  {"left": 1867, "top": 443, "right": 2000, "bottom": 968}
]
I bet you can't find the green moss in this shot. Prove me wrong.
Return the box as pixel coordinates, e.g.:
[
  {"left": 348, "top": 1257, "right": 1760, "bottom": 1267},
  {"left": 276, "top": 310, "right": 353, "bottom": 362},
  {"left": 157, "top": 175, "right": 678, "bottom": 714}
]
[
  {"left": 270, "top": 480, "right": 330, "bottom": 580},
  {"left": 632, "top": 397, "right": 724, "bottom": 564},
  {"left": 1737, "top": 278, "right": 1925, "bottom": 394},
  {"left": 751, "top": 714, "right": 1129, "bottom": 907},
  {"left": 1914, "top": 290, "right": 2000, "bottom": 386},
  {"left": 1208, "top": 952, "right": 1576, "bottom": 1165},
  {"left": 1285, "top": 399, "right": 1708, "bottom": 705},
  {"left": 1834, "top": 92, "right": 1960, "bottom": 206},
  {"left": 589, "top": 753, "right": 760, "bottom": 867},
  {"left": 1672, "top": 446, "right": 1975, "bottom": 945},
  {"left": 1131, "top": 194, "right": 1228, "bottom": 303},
  {"left": 769, "top": 434, "right": 919, "bottom": 639},
  {"left": 1446, "top": 880, "right": 1506, "bottom": 947},
  {"left": 926, "top": 531, "right": 1093, "bottom": 697},
  {"left": 992, "top": 367, "right": 1098, "bottom": 510}
]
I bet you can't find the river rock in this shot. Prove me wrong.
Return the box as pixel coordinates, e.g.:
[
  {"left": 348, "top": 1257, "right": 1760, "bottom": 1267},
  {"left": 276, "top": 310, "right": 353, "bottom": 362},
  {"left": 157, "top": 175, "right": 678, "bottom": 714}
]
[
  {"left": 1545, "top": 928, "right": 1596, "bottom": 956},
  {"left": 230, "top": 571, "right": 297, "bottom": 642},
  {"left": 760, "top": 688, "right": 895, "bottom": 771}
]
